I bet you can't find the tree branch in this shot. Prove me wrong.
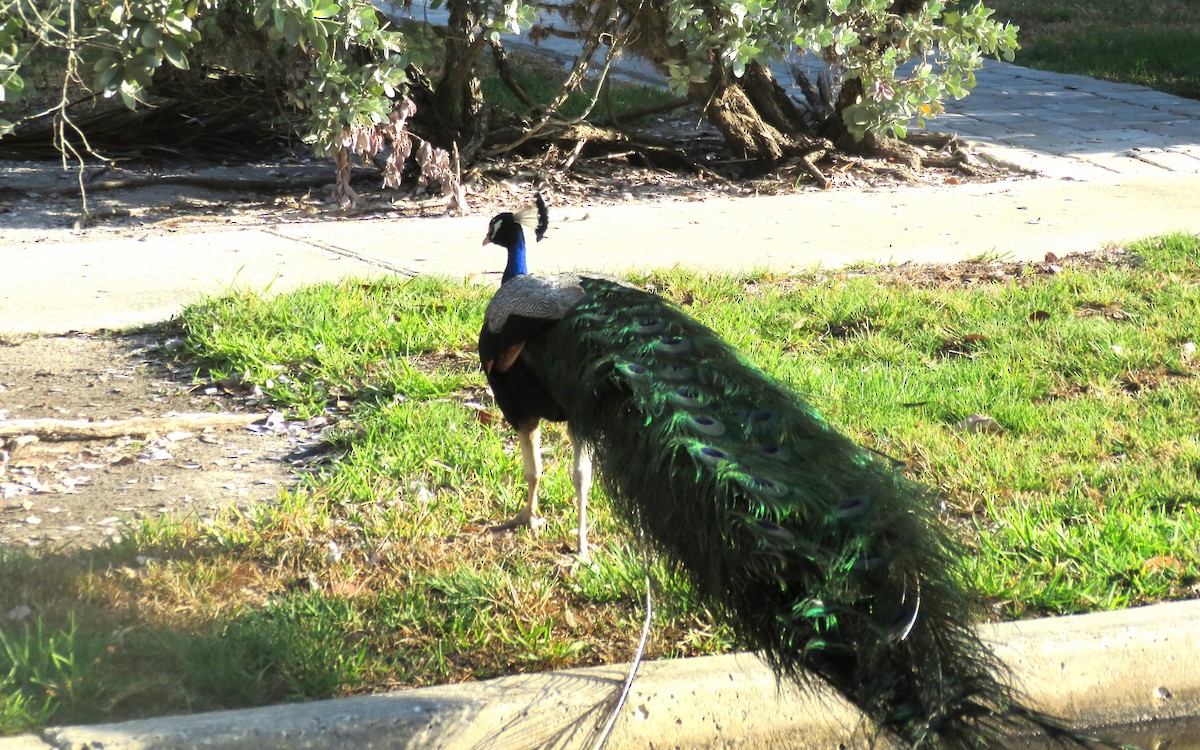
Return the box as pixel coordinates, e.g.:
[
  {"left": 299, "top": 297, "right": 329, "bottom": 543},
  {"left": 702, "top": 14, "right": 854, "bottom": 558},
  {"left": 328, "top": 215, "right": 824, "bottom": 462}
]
[{"left": 489, "top": 40, "right": 538, "bottom": 110}]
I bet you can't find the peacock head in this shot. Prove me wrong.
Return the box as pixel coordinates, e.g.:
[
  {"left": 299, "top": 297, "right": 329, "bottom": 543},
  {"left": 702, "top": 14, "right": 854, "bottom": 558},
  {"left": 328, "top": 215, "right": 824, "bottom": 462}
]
[
  {"left": 485, "top": 193, "right": 549, "bottom": 282},
  {"left": 483, "top": 193, "right": 549, "bottom": 250}
]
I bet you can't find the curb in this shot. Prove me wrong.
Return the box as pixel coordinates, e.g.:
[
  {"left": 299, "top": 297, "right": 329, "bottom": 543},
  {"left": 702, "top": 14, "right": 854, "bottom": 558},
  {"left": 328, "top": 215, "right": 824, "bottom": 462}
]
[{"left": 3, "top": 599, "right": 1197, "bottom": 749}]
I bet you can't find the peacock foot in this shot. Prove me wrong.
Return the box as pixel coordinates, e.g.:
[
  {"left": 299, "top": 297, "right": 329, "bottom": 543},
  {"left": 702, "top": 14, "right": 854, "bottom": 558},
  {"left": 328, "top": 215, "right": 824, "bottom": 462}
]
[
  {"left": 490, "top": 509, "right": 546, "bottom": 534},
  {"left": 574, "top": 538, "right": 591, "bottom": 564}
]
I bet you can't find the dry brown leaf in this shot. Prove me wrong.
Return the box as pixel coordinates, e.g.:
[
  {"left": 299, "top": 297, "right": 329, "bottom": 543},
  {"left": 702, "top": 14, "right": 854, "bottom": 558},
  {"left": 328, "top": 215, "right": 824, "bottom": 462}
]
[
  {"left": 1142, "top": 556, "right": 1184, "bottom": 574},
  {"left": 329, "top": 581, "right": 373, "bottom": 598}
]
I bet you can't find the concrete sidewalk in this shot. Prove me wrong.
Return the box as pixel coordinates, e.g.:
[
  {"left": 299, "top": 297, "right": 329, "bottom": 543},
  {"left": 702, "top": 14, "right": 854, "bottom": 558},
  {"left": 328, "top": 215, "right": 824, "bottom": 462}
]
[
  {"left": 4, "top": 172, "right": 1200, "bottom": 334},
  {"left": 2, "top": 58, "right": 1200, "bottom": 749},
  {"left": 940, "top": 60, "right": 1200, "bottom": 179}
]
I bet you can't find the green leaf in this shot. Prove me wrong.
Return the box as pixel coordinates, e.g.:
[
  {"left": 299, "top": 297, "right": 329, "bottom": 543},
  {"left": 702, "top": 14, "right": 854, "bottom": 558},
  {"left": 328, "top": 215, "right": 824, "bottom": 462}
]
[
  {"left": 95, "top": 62, "right": 122, "bottom": 91},
  {"left": 310, "top": 31, "right": 328, "bottom": 55},
  {"left": 355, "top": 5, "right": 379, "bottom": 32},
  {"left": 253, "top": 3, "right": 271, "bottom": 29},
  {"left": 140, "top": 26, "right": 162, "bottom": 48},
  {"left": 118, "top": 81, "right": 142, "bottom": 110},
  {"left": 0, "top": 71, "right": 24, "bottom": 103},
  {"left": 162, "top": 12, "right": 195, "bottom": 36},
  {"left": 282, "top": 16, "right": 303, "bottom": 46},
  {"left": 162, "top": 38, "right": 189, "bottom": 70},
  {"left": 313, "top": 0, "right": 341, "bottom": 19}
]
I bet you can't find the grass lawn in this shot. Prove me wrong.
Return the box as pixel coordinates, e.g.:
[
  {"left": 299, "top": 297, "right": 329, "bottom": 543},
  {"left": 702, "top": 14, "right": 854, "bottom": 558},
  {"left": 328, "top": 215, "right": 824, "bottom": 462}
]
[
  {"left": 987, "top": 0, "right": 1200, "bottom": 99},
  {"left": 1, "top": 234, "right": 1198, "bottom": 734}
]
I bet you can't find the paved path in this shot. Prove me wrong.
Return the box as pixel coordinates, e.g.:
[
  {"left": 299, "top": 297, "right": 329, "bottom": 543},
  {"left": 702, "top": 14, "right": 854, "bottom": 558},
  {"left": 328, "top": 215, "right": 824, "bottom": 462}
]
[
  {"left": 490, "top": 18, "right": 1200, "bottom": 179},
  {"left": 942, "top": 60, "right": 1200, "bottom": 178}
]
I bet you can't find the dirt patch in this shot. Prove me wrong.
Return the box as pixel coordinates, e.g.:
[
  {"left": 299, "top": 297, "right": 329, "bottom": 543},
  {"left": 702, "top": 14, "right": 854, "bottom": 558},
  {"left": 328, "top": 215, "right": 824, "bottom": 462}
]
[{"left": 0, "top": 333, "right": 323, "bottom": 550}]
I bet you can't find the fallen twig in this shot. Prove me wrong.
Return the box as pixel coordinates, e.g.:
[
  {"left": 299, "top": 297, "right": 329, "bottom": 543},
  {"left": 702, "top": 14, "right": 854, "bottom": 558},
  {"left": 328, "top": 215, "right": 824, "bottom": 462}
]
[{"left": 0, "top": 413, "right": 266, "bottom": 441}]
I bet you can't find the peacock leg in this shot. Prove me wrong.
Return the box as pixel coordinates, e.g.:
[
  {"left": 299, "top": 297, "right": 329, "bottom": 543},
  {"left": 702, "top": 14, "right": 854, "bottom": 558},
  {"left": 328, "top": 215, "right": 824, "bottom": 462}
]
[
  {"left": 569, "top": 429, "right": 592, "bottom": 562},
  {"left": 492, "top": 425, "right": 545, "bottom": 533}
]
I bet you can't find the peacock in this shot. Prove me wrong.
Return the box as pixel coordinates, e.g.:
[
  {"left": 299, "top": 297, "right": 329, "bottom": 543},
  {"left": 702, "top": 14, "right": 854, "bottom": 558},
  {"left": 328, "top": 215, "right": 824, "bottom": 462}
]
[
  {"left": 477, "top": 196, "right": 1124, "bottom": 749},
  {"left": 477, "top": 194, "right": 596, "bottom": 561}
]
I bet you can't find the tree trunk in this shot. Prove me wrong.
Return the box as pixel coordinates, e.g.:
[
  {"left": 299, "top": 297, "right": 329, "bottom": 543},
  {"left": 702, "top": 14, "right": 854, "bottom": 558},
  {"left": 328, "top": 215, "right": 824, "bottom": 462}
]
[
  {"left": 697, "top": 63, "right": 825, "bottom": 175},
  {"left": 818, "top": 0, "right": 926, "bottom": 155},
  {"left": 740, "top": 62, "right": 810, "bottom": 135},
  {"left": 433, "top": 0, "right": 487, "bottom": 136},
  {"left": 703, "top": 80, "right": 787, "bottom": 168},
  {"left": 823, "top": 75, "right": 920, "bottom": 167}
]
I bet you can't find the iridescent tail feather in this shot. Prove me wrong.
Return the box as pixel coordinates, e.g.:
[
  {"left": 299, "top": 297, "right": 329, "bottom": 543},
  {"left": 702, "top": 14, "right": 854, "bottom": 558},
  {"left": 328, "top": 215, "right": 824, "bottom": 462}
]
[{"left": 511, "top": 276, "right": 1126, "bottom": 749}]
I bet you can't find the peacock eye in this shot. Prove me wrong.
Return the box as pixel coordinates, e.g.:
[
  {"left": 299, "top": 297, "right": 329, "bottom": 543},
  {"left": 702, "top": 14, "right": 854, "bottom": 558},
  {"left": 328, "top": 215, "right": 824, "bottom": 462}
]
[
  {"left": 686, "top": 413, "right": 726, "bottom": 436},
  {"left": 660, "top": 363, "right": 694, "bottom": 381},
  {"left": 834, "top": 496, "right": 872, "bottom": 520},
  {"left": 669, "top": 385, "right": 704, "bottom": 408},
  {"left": 690, "top": 444, "right": 729, "bottom": 465},
  {"left": 634, "top": 317, "right": 667, "bottom": 334},
  {"left": 617, "top": 362, "right": 651, "bottom": 381},
  {"left": 737, "top": 475, "right": 788, "bottom": 497},
  {"left": 654, "top": 335, "right": 692, "bottom": 354}
]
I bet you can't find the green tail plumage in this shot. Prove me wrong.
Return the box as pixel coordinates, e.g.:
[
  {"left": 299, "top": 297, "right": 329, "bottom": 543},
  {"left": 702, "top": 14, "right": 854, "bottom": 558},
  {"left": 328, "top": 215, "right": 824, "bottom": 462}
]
[{"left": 519, "top": 276, "right": 1119, "bottom": 749}]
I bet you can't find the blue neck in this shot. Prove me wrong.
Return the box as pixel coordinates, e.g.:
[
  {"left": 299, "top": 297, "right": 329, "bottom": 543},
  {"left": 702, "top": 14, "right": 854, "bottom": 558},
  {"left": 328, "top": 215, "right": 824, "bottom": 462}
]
[{"left": 501, "top": 231, "right": 528, "bottom": 283}]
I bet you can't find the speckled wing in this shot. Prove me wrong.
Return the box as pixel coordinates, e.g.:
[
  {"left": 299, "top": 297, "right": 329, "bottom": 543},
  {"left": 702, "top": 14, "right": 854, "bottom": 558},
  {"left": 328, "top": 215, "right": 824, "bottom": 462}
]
[{"left": 479, "top": 273, "right": 627, "bottom": 432}]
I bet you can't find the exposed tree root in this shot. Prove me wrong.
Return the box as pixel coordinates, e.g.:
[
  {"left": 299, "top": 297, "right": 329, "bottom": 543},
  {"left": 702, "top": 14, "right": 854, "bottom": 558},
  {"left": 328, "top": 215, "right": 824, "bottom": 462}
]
[
  {"left": 0, "top": 97, "right": 280, "bottom": 161},
  {"left": 489, "top": 118, "right": 730, "bottom": 181},
  {"left": 0, "top": 171, "right": 366, "bottom": 198}
]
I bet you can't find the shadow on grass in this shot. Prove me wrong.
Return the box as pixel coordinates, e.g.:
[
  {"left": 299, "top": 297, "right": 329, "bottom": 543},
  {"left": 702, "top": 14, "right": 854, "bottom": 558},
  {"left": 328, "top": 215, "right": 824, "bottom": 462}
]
[
  {"left": 0, "top": 539, "right": 377, "bottom": 733},
  {"left": 0, "top": 537, "right": 657, "bottom": 749}
]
